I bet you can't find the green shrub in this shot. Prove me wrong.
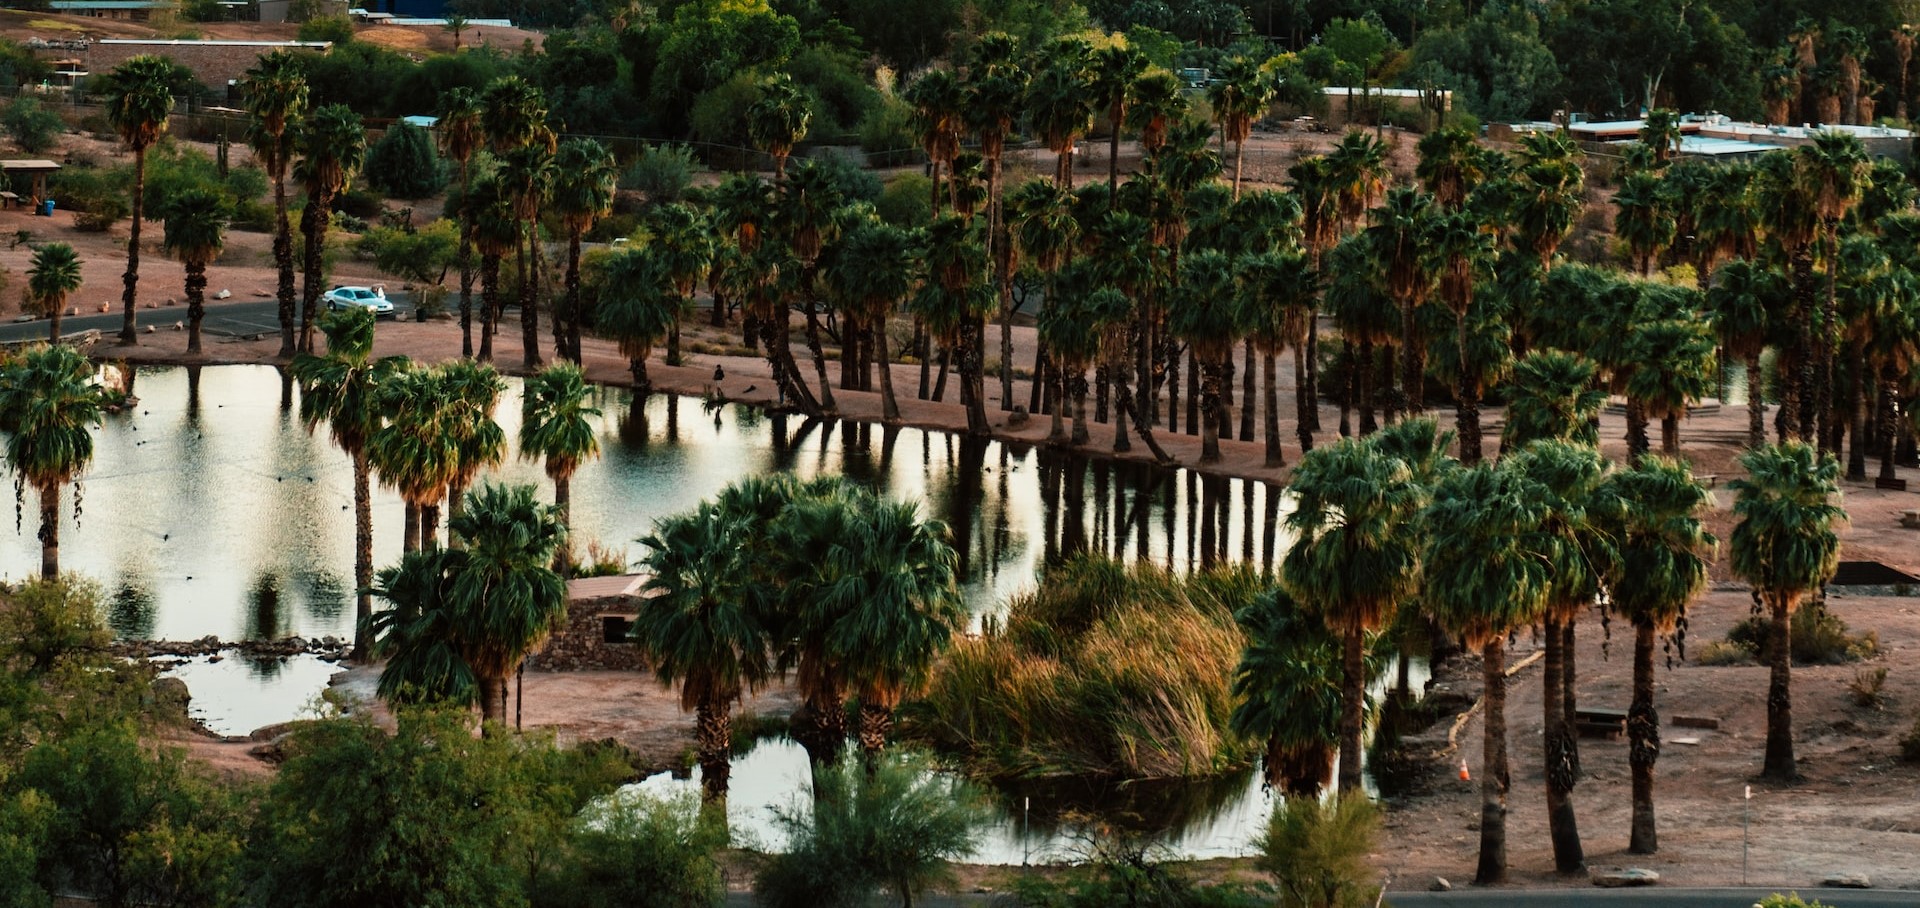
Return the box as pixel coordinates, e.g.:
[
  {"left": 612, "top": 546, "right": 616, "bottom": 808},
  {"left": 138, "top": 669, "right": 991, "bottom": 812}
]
[
  {"left": 805, "top": 151, "right": 882, "bottom": 202},
  {"left": 354, "top": 219, "right": 457, "bottom": 285},
  {"left": 296, "top": 15, "right": 354, "bottom": 43},
  {"left": 1757, "top": 895, "right": 1832, "bottom": 908},
  {"left": 1006, "top": 833, "right": 1269, "bottom": 908},
  {"left": 535, "top": 790, "right": 724, "bottom": 908},
  {"left": 1692, "top": 639, "right": 1756, "bottom": 666},
  {"left": 857, "top": 96, "right": 918, "bottom": 167},
  {"left": 332, "top": 187, "right": 384, "bottom": 221},
  {"left": 2, "top": 97, "right": 64, "bottom": 154},
  {"left": 364, "top": 123, "right": 448, "bottom": 199},
  {"left": 753, "top": 752, "right": 993, "bottom": 908},
  {"left": 1848, "top": 666, "right": 1889, "bottom": 709},
  {"left": 620, "top": 143, "right": 696, "bottom": 204},
  {"left": 140, "top": 142, "right": 268, "bottom": 221},
  {"left": 1901, "top": 714, "right": 1920, "bottom": 763},
  {"left": 876, "top": 173, "right": 932, "bottom": 227},
  {"left": 1725, "top": 604, "right": 1877, "bottom": 665},
  {"left": 49, "top": 166, "right": 131, "bottom": 232},
  {"left": 1254, "top": 796, "right": 1381, "bottom": 908}
]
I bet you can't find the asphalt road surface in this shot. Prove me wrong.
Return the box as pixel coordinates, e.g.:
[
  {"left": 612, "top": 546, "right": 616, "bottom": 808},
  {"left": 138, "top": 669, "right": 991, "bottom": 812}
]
[{"left": 0, "top": 295, "right": 416, "bottom": 346}]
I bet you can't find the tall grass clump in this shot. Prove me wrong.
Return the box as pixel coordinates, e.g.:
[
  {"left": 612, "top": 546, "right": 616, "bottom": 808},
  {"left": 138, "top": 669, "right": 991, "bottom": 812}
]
[
  {"left": 1254, "top": 796, "right": 1383, "bottom": 908},
  {"left": 906, "top": 554, "right": 1258, "bottom": 780}
]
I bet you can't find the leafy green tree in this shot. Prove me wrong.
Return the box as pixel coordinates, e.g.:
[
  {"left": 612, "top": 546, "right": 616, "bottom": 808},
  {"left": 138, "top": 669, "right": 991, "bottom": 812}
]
[
  {"left": 1406, "top": 1, "right": 1560, "bottom": 122},
  {"left": 0, "top": 345, "right": 106, "bottom": 579},
  {"left": 26, "top": 242, "right": 81, "bottom": 344},
  {"left": 364, "top": 122, "right": 448, "bottom": 199},
  {"left": 1728, "top": 443, "right": 1842, "bottom": 782},
  {"left": 1281, "top": 430, "right": 1435, "bottom": 793},
  {"left": 100, "top": 55, "right": 180, "bottom": 346},
  {"left": 291, "top": 309, "right": 408, "bottom": 662},
  {"left": 1254, "top": 796, "right": 1382, "bottom": 908},
  {"left": 754, "top": 752, "right": 993, "bottom": 908},
  {"left": 438, "top": 360, "right": 508, "bottom": 538},
  {"left": 161, "top": 187, "right": 229, "bottom": 355},
  {"left": 368, "top": 483, "right": 569, "bottom": 729},
  {"left": 2, "top": 96, "right": 64, "bottom": 154},
  {"left": 519, "top": 362, "right": 601, "bottom": 572},
  {"left": 544, "top": 792, "right": 726, "bottom": 908},
  {"left": 1603, "top": 456, "right": 1713, "bottom": 855},
  {"left": 1510, "top": 131, "right": 1586, "bottom": 272},
  {"left": 294, "top": 104, "right": 366, "bottom": 353}
]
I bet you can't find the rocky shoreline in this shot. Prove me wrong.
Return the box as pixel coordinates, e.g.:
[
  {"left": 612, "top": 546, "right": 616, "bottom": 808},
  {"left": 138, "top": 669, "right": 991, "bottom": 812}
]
[{"left": 115, "top": 635, "right": 354, "bottom": 664}]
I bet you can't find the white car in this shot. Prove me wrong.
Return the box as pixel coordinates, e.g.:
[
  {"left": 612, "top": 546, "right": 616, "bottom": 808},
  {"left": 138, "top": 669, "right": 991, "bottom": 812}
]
[{"left": 323, "top": 286, "right": 395, "bottom": 318}]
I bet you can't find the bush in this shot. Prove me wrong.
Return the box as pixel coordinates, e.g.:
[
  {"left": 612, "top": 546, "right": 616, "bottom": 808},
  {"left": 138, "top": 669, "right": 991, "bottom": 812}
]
[
  {"left": 875, "top": 173, "right": 932, "bottom": 227},
  {"left": 1901, "top": 715, "right": 1920, "bottom": 763},
  {"left": 49, "top": 166, "right": 131, "bottom": 232},
  {"left": 620, "top": 143, "right": 695, "bottom": 204},
  {"left": 803, "top": 150, "right": 882, "bottom": 203},
  {"left": 857, "top": 96, "right": 919, "bottom": 167},
  {"left": 753, "top": 752, "right": 993, "bottom": 908},
  {"left": 296, "top": 15, "right": 354, "bottom": 43},
  {"left": 1254, "top": 796, "right": 1381, "bottom": 908},
  {"left": 1693, "top": 640, "right": 1756, "bottom": 666},
  {"left": 2, "top": 97, "right": 64, "bottom": 154},
  {"left": 536, "top": 791, "right": 724, "bottom": 908},
  {"left": 1848, "top": 666, "right": 1889, "bottom": 709},
  {"left": 332, "top": 187, "right": 384, "bottom": 221},
  {"left": 1727, "top": 604, "right": 1878, "bottom": 666},
  {"left": 354, "top": 219, "right": 457, "bottom": 285},
  {"left": 364, "top": 123, "right": 449, "bottom": 199},
  {"left": 142, "top": 142, "right": 269, "bottom": 222},
  {"left": 1006, "top": 832, "right": 1268, "bottom": 908},
  {"left": 0, "top": 578, "right": 109, "bottom": 678},
  {"left": 1757, "top": 896, "right": 1832, "bottom": 908}
]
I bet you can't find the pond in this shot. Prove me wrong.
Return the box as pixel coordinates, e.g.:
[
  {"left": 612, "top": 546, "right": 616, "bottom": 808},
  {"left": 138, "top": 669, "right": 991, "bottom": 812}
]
[{"left": 11, "top": 364, "right": 1342, "bottom": 859}]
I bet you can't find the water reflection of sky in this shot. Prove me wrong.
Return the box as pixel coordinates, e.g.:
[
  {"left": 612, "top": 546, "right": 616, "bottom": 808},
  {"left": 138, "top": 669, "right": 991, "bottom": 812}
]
[{"left": 4, "top": 365, "right": 1292, "bottom": 643}]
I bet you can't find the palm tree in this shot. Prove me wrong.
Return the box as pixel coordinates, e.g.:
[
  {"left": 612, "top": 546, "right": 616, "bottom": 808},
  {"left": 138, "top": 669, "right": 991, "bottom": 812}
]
[
  {"left": 1705, "top": 259, "right": 1783, "bottom": 449},
  {"left": 965, "top": 33, "right": 1029, "bottom": 414},
  {"left": 1171, "top": 249, "right": 1239, "bottom": 463},
  {"left": 479, "top": 75, "right": 549, "bottom": 154},
  {"left": 498, "top": 143, "right": 554, "bottom": 369},
  {"left": 1502, "top": 350, "right": 1606, "bottom": 449},
  {"left": 1755, "top": 150, "right": 1820, "bottom": 438},
  {"left": 438, "top": 87, "right": 485, "bottom": 358},
  {"left": 1326, "top": 131, "right": 1389, "bottom": 234},
  {"left": 1510, "top": 131, "right": 1586, "bottom": 272},
  {"left": 1430, "top": 209, "right": 1498, "bottom": 461},
  {"left": 438, "top": 360, "right": 507, "bottom": 543},
  {"left": 0, "top": 344, "right": 106, "bottom": 578},
  {"left": 162, "top": 188, "right": 229, "bottom": 356},
  {"left": 549, "top": 139, "right": 618, "bottom": 364},
  {"left": 905, "top": 69, "right": 965, "bottom": 217},
  {"left": 1090, "top": 45, "right": 1146, "bottom": 194},
  {"left": 912, "top": 216, "right": 993, "bottom": 434},
  {"left": 468, "top": 176, "right": 518, "bottom": 364},
  {"left": 635, "top": 501, "right": 777, "bottom": 804},
  {"left": 1603, "top": 456, "right": 1713, "bottom": 855},
  {"left": 1693, "top": 164, "right": 1760, "bottom": 284},
  {"left": 1365, "top": 187, "right": 1439, "bottom": 415},
  {"left": 1207, "top": 57, "right": 1274, "bottom": 196},
  {"left": 1230, "top": 586, "right": 1347, "bottom": 795},
  {"left": 825, "top": 222, "right": 922, "bottom": 422},
  {"left": 1125, "top": 69, "right": 1186, "bottom": 158},
  {"left": 26, "top": 242, "right": 82, "bottom": 344},
  {"left": 748, "top": 73, "right": 811, "bottom": 180},
  {"left": 291, "top": 308, "right": 408, "bottom": 661},
  {"left": 1507, "top": 440, "right": 1612, "bottom": 873},
  {"left": 294, "top": 104, "right": 367, "bottom": 353},
  {"left": 519, "top": 362, "right": 601, "bottom": 573},
  {"left": 1415, "top": 125, "right": 1486, "bottom": 211},
  {"left": 1281, "top": 431, "right": 1435, "bottom": 793},
  {"left": 1423, "top": 461, "right": 1550, "bottom": 883},
  {"left": 369, "top": 367, "right": 457, "bottom": 553},
  {"left": 1006, "top": 176, "right": 1076, "bottom": 417},
  {"left": 1236, "top": 250, "right": 1314, "bottom": 467},
  {"left": 1639, "top": 109, "right": 1683, "bottom": 167},
  {"left": 1727, "top": 443, "right": 1842, "bottom": 782},
  {"left": 369, "top": 482, "right": 568, "bottom": 732},
  {"left": 643, "top": 202, "right": 714, "bottom": 368},
  {"left": 242, "top": 51, "right": 308, "bottom": 358},
  {"left": 1795, "top": 132, "right": 1871, "bottom": 448},
  {"left": 1026, "top": 45, "right": 1094, "bottom": 188},
  {"left": 597, "top": 248, "right": 681, "bottom": 398},
  {"left": 1625, "top": 319, "right": 1716, "bottom": 456},
  {"left": 821, "top": 496, "right": 963, "bottom": 762},
  {"left": 101, "top": 55, "right": 178, "bottom": 347},
  {"left": 1613, "top": 170, "right": 1674, "bottom": 276},
  {"left": 442, "top": 13, "right": 469, "bottom": 49}
]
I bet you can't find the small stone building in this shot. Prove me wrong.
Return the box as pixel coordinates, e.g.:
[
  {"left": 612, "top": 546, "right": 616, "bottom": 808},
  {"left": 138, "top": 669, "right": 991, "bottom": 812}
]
[{"left": 528, "top": 573, "right": 651, "bottom": 672}]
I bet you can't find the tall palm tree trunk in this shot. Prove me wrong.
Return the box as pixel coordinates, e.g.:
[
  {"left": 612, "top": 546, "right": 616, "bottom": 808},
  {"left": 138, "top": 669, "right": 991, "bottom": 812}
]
[
  {"left": 1748, "top": 351, "right": 1767, "bottom": 450},
  {"left": 1112, "top": 367, "right": 1171, "bottom": 462},
  {"left": 119, "top": 148, "right": 147, "bottom": 346},
  {"left": 185, "top": 262, "right": 207, "bottom": 355},
  {"left": 420, "top": 502, "right": 441, "bottom": 550},
  {"left": 1626, "top": 398, "right": 1651, "bottom": 460},
  {"left": 274, "top": 171, "right": 297, "bottom": 358},
  {"left": 875, "top": 319, "right": 900, "bottom": 422},
  {"left": 352, "top": 448, "right": 373, "bottom": 662},
  {"left": 1543, "top": 614, "right": 1584, "bottom": 873},
  {"left": 1879, "top": 373, "right": 1901, "bottom": 484},
  {"left": 47, "top": 297, "right": 61, "bottom": 343},
  {"left": 697, "top": 700, "right": 732, "bottom": 803},
  {"left": 1357, "top": 338, "right": 1376, "bottom": 434},
  {"left": 558, "top": 229, "right": 583, "bottom": 364},
  {"left": 457, "top": 163, "right": 475, "bottom": 358},
  {"left": 1165, "top": 339, "right": 1181, "bottom": 433},
  {"left": 1240, "top": 340, "right": 1256, "bottom": 441},
  {"left": 1818, "top": 226, "right": 1839, "bottom": 452},
  {"left": 1628, "top": 622, "right": 1660, "bottom": 854},
  {"left": 1071, "top": 370, "right": 1090, "bottom": 444},
  {"left": 801, "top": 296, "right": 836, "bottom": 412},
  {"left": 478, "top": 253, "right": 499, "bottom": 363},
  {"left": 402, "top": 502, "right": 420, "bottom": 554},
  {"left": 1199, "top": 358, "right": 1222, "bottom": 463},
  {"left": 858, "top": 701, "right": 892, "bottom": 762},
  {"left": 962, "top": 319, "right": 989, "bottom": 435},
  {"left": 520, "top": 225, "right": 544, "bottom": 369},
  {"left": 1047, "top": 366, "right": 1068, "bottom": 444},
  {"left": 1660, "top": 413, "right": 1680, "bottom": 457},
  {"left": 1264, "top": 349, "right": 1283, "bottom": 467},
  {"left": 1847, "top": 344, "right": 1870, "bottom": 481},
  {"left": 1475, "top": 639, "right": 1508, "bottom": 884},
  {"left": 36, "top": 479, "right": 58, "bottom": 579},
  {"left": 553, "top": 473, "right": 573, "bottom": 575},
  {"left": 1791, "top": 247, "right": 1816, "bottom": 440},
  {"left": 299, "top": 193, "right": 329, "bottom": 354},
  {"left": 477, "top": 671, "right": 507, "bottom": 731},
  {"left": 1338, "top": 625, "right": 1365, "bottom": 793},
  {"left": 1304, "top": 315, "right": 1321, "bottom": 435},
  {"left": 1762, "top": 595, "right": 1798, "bottom": 780},
  {"left": 1563, "top": 621, "right": 1580, "bottom": 774}
]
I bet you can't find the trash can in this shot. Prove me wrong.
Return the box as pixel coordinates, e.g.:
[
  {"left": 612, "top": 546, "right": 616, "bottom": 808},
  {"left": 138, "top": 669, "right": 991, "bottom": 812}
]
[{"left": 38, "top": 199, "right": 54, "bottom": 217}]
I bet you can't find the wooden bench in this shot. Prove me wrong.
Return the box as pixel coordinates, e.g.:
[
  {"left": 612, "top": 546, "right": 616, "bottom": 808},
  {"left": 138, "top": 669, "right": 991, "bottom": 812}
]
[
  {"left": 0, "top": 191, "right": 21, "bottom": 209},
  {"left": 1575, "top": 707, "right": 1628, "bottom": 739}
]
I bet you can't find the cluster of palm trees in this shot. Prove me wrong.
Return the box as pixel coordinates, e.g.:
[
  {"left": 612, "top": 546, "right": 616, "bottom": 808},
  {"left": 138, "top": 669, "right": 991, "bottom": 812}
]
[
  {"left": 290, "top": 308, "right": 602, "bottom": 663},
  {"left": 630, "top": 475, "right": 962, "bottom": 809},
  {"left": 1244, "top": 355, "right": 1842, "bottom": 881}
]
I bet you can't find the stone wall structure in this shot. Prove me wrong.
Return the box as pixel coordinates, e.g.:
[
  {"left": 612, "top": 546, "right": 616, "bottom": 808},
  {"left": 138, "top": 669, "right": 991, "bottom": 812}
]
[{"left": 527, "top": 574, "right": 651, "bottom": 672}]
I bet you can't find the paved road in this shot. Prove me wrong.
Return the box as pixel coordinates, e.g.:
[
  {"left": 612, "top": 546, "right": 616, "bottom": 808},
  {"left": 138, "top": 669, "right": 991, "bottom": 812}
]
[
  {"left": 0, "top": 296, "right": 416, "bottom": 346},
  {"left": 721, "top": 887, "right": 1915, "bottom": 907}
]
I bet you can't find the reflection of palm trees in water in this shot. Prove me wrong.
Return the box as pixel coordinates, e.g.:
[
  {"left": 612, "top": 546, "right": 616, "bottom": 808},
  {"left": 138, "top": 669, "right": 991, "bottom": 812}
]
[
  {"left": 109, "top": 580, "right": 156, "bottom": 639},
  {"left": 245, "top": 571, "right": 283, "bottom": 641}
]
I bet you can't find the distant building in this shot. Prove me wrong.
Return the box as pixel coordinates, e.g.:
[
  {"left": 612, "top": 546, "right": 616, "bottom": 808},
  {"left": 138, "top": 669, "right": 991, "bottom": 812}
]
[
  {"left": 1565, "top": 113, "right": 1914, "bottom": 163},
  {"left": 1320, "top": 86, "right": 1450, "bottom": 128},
  {"left": 88, "top": 39, "right": 330, "bottom": 92},
  {"left": 48, "top": 0, "right": 176, "bottom": 21}
]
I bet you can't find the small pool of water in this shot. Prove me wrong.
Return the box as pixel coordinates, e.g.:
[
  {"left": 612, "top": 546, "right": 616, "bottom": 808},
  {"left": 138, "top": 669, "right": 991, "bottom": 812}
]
[{"left": 159, "top": 653, "right": 344, "bottom": 736}]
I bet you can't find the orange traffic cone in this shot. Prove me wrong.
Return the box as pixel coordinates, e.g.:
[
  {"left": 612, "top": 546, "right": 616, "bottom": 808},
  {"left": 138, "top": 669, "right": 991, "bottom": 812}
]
[{"left": 1459, "top": 759, "right": 1471, "bottom": 781}]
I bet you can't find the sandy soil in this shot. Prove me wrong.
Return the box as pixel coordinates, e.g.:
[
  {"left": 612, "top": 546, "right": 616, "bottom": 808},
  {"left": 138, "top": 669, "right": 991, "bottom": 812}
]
[
  {"left": 21, "top": 121, "right": 1918, "bottom": 891},
  {"left": 0, "top": 10, "right": 544, "bottom": 58}
]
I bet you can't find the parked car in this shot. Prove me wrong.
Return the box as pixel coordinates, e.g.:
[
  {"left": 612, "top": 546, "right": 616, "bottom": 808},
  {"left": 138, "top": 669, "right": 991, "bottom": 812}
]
[{"left": 323, "top": 285, "right": 395, "bottom": 318}]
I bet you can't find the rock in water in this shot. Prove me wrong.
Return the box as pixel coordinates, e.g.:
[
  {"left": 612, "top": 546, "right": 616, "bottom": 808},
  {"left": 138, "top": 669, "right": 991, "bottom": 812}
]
[{"left": 1591, "top": 868, "right": 1659, "bottom": 888}]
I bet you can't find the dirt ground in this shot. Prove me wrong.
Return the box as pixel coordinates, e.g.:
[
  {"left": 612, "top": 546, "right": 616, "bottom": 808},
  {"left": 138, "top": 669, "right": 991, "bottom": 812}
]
[
  {"left": 0, "top": 9, "right": 544, "bottom": 58},
  {"left": 25, "top": 119, "right": 1916, "bottom": 891}
]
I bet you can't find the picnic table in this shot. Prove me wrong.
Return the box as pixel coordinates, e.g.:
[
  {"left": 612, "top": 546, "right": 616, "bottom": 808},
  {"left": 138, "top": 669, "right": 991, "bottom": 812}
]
[{"left": 1575, "top": 706, "right": 1628, "bottom": 739}]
